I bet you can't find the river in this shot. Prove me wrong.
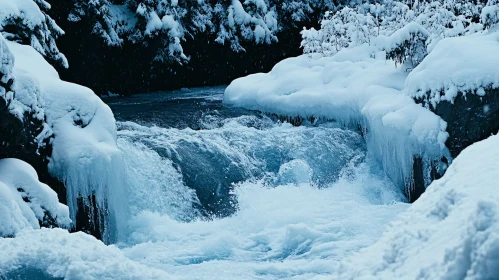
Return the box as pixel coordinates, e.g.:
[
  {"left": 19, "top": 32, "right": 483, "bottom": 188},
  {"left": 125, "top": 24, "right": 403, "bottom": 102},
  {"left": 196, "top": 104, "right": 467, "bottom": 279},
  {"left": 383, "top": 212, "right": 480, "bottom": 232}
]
[{"left": 102, "top": 87, "right": 408, "bottom": 279}]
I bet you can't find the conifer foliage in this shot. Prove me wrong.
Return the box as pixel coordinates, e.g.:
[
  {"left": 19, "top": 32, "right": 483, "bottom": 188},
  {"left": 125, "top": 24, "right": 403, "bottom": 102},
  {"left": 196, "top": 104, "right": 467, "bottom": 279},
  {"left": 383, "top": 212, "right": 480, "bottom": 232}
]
[
  {"left": 301, "top": 0, "right": 499, "bottom": 67},
  {"left": 0, "top": 0, "right": 68, "bottom": 68}
]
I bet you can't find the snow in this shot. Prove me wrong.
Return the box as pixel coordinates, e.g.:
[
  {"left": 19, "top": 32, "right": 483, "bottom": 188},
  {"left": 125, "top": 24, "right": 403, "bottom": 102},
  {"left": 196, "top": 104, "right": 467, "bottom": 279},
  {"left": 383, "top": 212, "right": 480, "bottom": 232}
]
[
  {"left": 224, "top": 44, "right": 449, "bottom": 192},
  {"left": 482, "top": 4, "right": 499, "bottom": 28},
  {"left": 227, "top": 0, "right": 277, "bottom": 44},
  {"left": 0, "top": 228, "right": 172, "bottom": 280},
  {"left": 0, "top": 33, "right": 14, "bottom": 106},
  {"left": 333, "top": 133, "right": 499, "bottom": 279},
  {"left": 383, "top": 21, "right": 429, "bottom": 66},
  {"left": 6, "top": 40, "right": 125, "bottom": 243},
  {"left": 0, "top": 182, "right": 31, "bottom": 237},
  {"left": 0, "top": 158, "right": 70, "bottom": 237},
  {"left": 406, "top": 31, "right": 499, "bottom": 107},
  {"left": 145, "top": 11, "right": 163, "bottom": 35}
]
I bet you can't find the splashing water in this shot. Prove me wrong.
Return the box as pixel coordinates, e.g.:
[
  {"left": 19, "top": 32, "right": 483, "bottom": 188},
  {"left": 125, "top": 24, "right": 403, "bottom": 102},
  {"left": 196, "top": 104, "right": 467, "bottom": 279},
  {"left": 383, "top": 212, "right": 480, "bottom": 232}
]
[{"left": 98, "top": 88, "right": 410, "bottom": 278}]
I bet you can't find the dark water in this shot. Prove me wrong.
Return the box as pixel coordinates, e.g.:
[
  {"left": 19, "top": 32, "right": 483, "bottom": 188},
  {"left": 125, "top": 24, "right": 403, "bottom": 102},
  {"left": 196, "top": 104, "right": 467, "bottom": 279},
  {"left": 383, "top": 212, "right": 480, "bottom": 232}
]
[{"left": 105, "top": 86, "right": 260, "bottom": 129}]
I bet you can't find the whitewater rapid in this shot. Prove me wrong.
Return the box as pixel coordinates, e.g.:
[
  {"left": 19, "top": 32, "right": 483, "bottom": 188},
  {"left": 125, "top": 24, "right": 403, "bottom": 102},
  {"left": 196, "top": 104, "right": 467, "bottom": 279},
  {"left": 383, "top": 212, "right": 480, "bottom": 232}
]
[{"left": 98, "top": 88, "right": 410, "bottom": 279}]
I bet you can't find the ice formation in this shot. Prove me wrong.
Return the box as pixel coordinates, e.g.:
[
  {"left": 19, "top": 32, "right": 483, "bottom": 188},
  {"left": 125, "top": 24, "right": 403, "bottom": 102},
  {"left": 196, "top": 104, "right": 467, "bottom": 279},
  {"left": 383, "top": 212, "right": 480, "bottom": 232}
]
[{"left": 224, "top": 43, "right": 449, "bottom": 192}]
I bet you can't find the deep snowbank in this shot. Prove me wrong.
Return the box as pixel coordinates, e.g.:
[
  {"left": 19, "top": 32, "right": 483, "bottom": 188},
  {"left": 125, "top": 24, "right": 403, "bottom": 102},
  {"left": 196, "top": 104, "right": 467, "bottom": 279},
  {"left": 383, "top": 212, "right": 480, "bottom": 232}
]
[
  {"left": 224, "top": 44, "right": 449, "bottom": 195},
  {"left": 0, "top": 159, "right": 70, "bottom": 237},
  {"left": 334, "top": 133, "right": 499, "bottom": 279}
]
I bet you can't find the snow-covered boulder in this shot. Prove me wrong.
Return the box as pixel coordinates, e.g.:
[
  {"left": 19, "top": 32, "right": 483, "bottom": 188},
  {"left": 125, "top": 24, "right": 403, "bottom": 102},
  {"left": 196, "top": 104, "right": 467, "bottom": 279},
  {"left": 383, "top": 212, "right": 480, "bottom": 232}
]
[
  {"left": 334, "top": 133, "right": 499, "bottom": 279},
  {"left": 407, "top": 31, "right": 499, "bottom": 157},
  {"left": 5, "top": 39, "right": 126, "bottom": 243},
  {"left": 0, "top": 30, "right": 124, "bottom": 242},
  {"left": 0, "top": 158, "right": 70, "bottom": 237}
]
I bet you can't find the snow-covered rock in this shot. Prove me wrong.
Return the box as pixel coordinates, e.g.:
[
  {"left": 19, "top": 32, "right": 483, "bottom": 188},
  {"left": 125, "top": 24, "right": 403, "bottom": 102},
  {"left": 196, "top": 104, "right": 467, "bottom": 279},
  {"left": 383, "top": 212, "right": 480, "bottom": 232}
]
[
  {"left": 0, "top": 28, "right": 125, "bottom": 242},
  {"left": 406, "top": 31, "right": 499, "bottom": 158},
  {"left": 6, "top": 40, "right": 126, "bottom": 243},
  {"left": 0, "top": 158, "right": 70, "bottom": 237},
  {"left": 406, "top": 32, "right": 499, "bottom": 107},
  {"left": 334, "top": 133, "right": 499, "bottom": 279},
  {"left": 0, "top": 32, "right": 58, "bottom": 205}
]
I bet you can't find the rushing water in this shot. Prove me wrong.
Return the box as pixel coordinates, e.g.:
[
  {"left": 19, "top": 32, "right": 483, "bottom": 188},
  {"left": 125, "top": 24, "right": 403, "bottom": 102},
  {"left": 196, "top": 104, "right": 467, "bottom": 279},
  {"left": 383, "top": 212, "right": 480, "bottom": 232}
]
[{"left": 104, "top": 87, "right": 409, "bottom": 279}]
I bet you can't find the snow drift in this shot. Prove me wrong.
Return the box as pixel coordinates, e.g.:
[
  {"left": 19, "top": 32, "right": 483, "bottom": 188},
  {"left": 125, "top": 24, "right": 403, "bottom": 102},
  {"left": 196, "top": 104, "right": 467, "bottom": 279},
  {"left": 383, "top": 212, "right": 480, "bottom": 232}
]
[{"left": 334, "top": 133, "right": 499, "bottom": 279}]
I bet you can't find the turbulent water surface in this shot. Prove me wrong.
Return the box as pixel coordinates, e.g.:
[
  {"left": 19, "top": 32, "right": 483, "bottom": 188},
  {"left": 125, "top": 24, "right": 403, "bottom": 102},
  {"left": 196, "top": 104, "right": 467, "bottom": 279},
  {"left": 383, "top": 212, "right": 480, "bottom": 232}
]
[{"left": 104, "top": 87, "right": 409, "bottom": 279}]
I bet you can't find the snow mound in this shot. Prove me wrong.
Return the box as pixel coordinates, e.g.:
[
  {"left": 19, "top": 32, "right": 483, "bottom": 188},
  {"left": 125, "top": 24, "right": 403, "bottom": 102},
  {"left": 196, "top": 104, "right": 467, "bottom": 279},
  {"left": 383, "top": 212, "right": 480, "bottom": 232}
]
[
  {"left": 406, "top": 31, "right": 499, "bottom": 106},
  {"left": 6, "top": 40, "right": 126, "bottom": 243},
  {"left": 0, "top": 228, "right": 172, "bottom": 280},
  {"left": 224, "top": 45, "right": 449, "bottom": 193},
  {"left": 0, "top": 158, "right": 70, "bottom": 237},
  {"left": 335, "top": 133, "right": 499, "bottom": 279}
]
